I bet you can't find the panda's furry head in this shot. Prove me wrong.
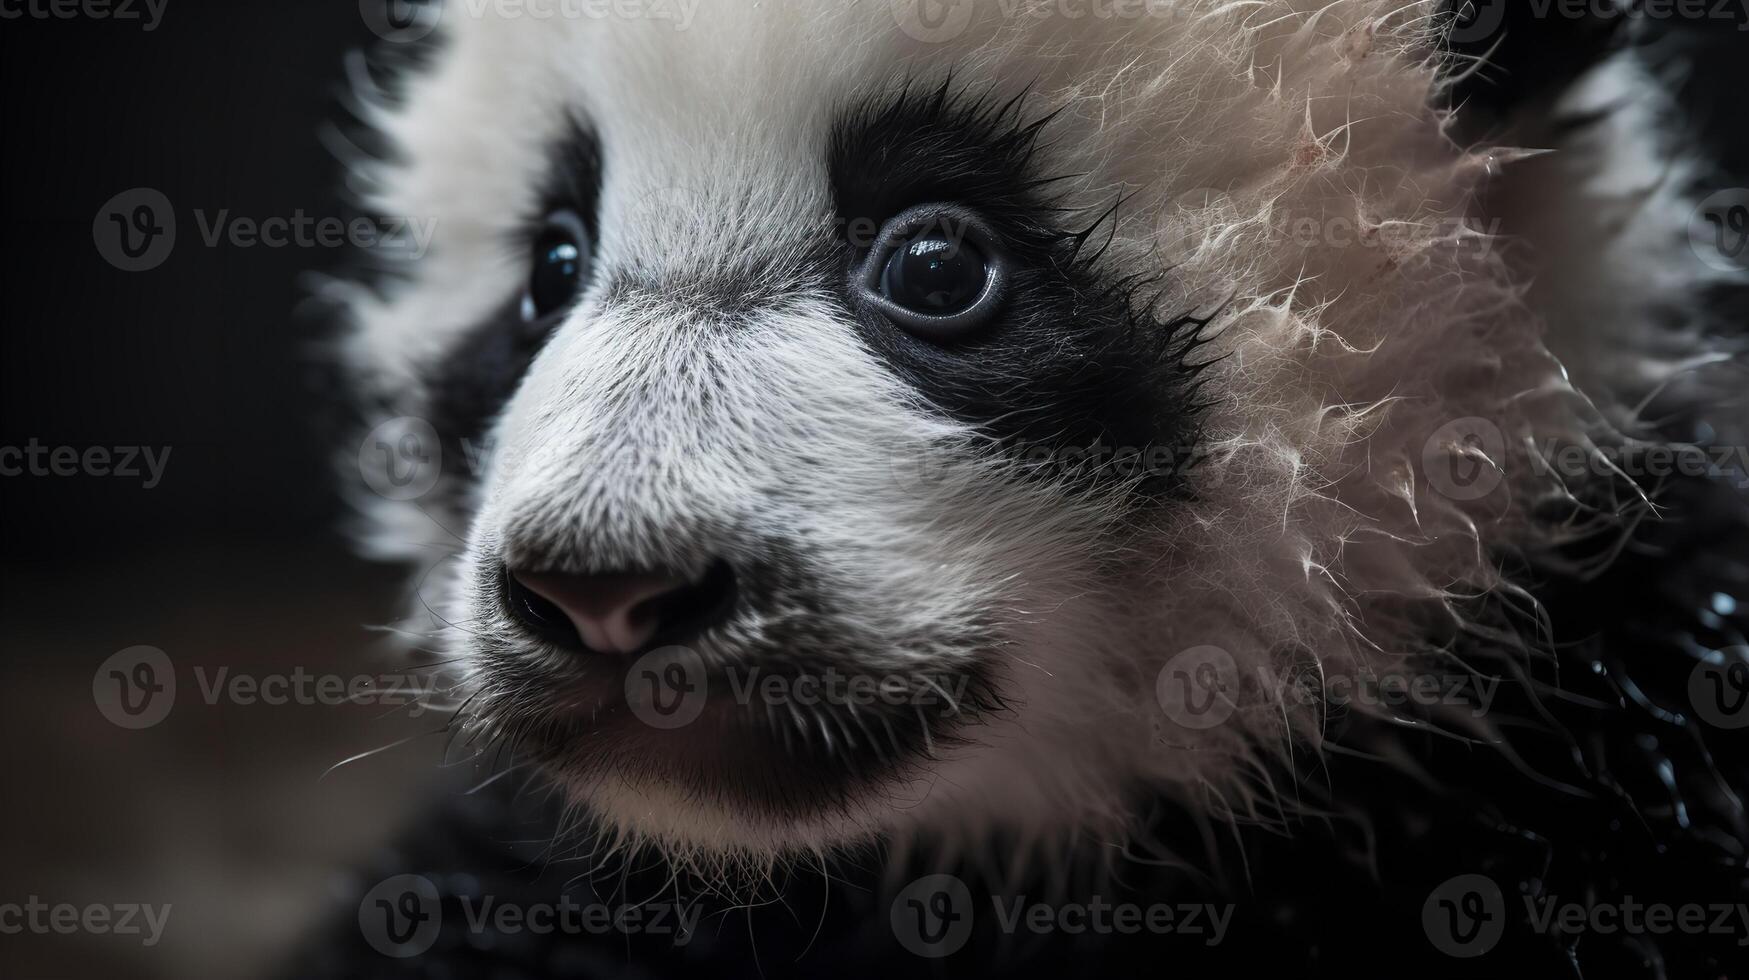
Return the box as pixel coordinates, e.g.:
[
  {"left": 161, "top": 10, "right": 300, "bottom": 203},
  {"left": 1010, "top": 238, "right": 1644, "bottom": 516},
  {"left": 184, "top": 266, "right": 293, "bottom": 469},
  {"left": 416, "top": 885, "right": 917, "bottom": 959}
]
[{"left": 335, "top": 0, "right": 1739, "bottom": 866}]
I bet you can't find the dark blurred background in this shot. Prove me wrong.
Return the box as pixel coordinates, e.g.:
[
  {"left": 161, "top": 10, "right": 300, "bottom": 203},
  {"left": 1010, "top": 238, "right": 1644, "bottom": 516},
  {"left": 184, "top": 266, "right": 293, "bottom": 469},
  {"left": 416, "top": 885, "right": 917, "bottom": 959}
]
[
  {"left": 0, "top": 5, "right": 451, "bottom": 979},
  {"left": 2, "top": 3, "right": 1747, "bottom": 979}
]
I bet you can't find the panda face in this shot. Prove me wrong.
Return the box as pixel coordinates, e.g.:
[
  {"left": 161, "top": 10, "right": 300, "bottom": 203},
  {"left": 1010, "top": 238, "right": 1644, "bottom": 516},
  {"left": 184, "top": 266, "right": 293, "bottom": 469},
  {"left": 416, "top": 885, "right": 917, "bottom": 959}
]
[{"left": 342, "top": 2, "right": 1630, "bottom": 858}]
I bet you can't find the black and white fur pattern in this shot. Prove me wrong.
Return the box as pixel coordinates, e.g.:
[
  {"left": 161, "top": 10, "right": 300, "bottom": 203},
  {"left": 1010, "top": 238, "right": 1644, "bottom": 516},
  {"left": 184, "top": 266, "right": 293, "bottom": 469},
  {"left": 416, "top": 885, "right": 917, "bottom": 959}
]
[{"left": 314, "top": 1, "right": 1749, "bottom": 974}]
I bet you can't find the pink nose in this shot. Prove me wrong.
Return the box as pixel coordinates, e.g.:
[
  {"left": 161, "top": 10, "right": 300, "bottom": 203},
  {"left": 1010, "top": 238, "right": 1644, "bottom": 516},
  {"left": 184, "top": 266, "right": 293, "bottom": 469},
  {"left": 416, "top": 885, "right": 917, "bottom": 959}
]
[{"left": 510, "top": 570, "right": 692, "bottom": 655}]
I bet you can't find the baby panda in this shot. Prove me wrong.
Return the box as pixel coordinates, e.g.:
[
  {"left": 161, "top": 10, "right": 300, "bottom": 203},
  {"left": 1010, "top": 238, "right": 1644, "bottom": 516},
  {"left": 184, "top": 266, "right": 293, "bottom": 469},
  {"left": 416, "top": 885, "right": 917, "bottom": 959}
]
[{"left": 306, "top": 1, "right": 1749, "bottom": 976}]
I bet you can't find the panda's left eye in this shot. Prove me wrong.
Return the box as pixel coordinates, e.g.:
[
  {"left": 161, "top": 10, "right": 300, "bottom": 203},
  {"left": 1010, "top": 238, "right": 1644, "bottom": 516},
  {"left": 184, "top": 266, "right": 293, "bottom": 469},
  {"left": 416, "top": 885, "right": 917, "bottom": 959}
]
[{"left": 520, "top": 209, "right": 593, "bottom": 322}]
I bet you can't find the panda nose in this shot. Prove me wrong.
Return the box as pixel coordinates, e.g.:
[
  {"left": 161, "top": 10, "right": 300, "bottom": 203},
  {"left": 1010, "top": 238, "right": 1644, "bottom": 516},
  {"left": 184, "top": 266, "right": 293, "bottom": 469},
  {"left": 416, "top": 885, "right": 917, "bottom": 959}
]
[{"left": 504, "top": 563, "right": 737, "bottom": 655}]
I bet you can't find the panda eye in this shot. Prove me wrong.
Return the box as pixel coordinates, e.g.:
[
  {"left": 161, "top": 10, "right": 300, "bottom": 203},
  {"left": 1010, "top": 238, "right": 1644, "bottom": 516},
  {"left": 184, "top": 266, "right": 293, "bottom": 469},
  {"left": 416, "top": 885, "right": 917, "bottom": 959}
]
[
  {"left": 520, "top": 209, "right": 593, "bottom": 322},
  {"left": 855, "top": 204, "right": 1009, "bottom": 343},
  {"left": 882, "top": 235, "right": 988, "bottom": 315}
]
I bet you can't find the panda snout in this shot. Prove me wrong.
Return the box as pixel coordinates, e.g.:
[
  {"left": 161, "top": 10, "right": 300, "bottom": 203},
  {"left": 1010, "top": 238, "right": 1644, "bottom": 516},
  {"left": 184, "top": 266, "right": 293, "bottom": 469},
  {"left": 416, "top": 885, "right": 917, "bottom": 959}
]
[{"left": 502, "top": 560, "right": 738, "bottom": 656}]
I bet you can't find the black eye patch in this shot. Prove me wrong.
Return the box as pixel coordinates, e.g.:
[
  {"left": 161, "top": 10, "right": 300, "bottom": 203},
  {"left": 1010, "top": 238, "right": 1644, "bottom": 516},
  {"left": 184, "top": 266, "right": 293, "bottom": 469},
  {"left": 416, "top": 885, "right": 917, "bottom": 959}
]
[{"left": 827, "top": 80, "right": 1215, "bottom": 498}]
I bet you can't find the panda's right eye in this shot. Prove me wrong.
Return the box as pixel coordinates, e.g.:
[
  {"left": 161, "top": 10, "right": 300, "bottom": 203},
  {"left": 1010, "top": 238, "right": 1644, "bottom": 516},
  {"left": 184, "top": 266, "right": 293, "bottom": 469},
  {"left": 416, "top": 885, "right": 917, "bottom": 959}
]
[
  {"left": 521, "top": 209, "right": 593, "bottom": 322},
  {"left": 851, "top": 204, "right": 1010, "bottom": 345}
]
